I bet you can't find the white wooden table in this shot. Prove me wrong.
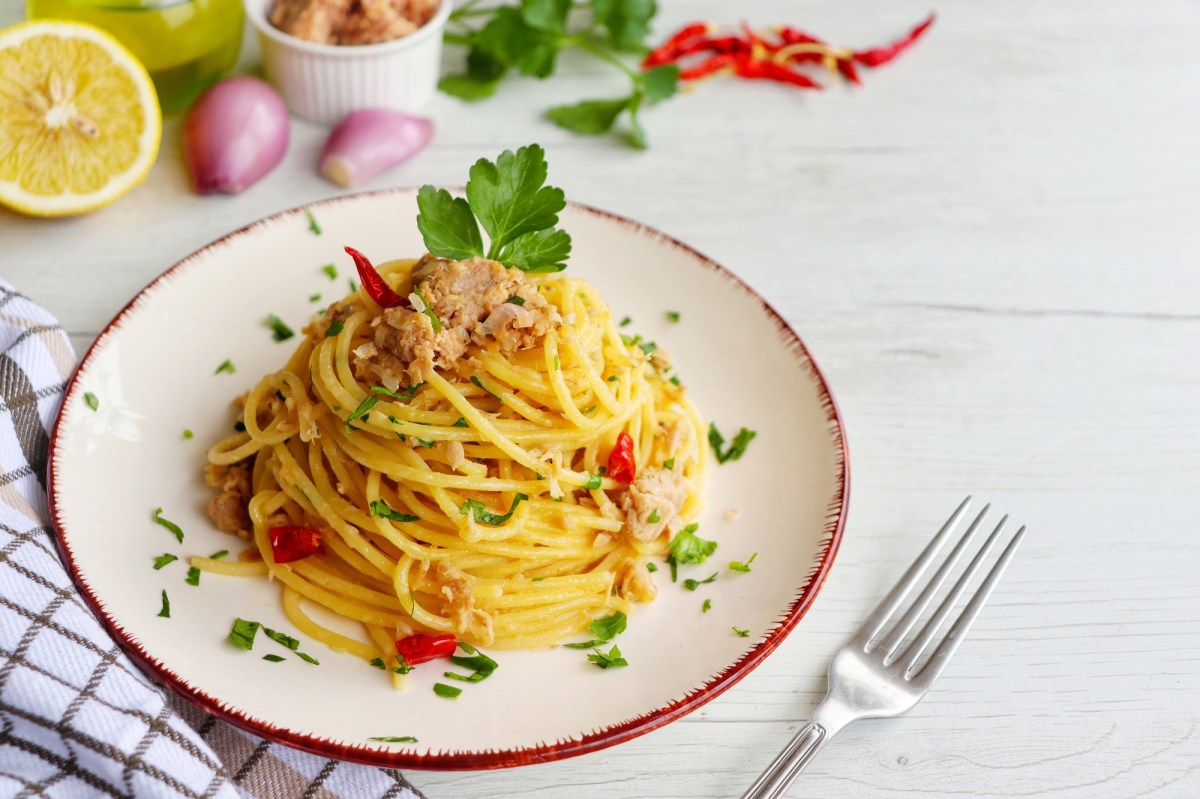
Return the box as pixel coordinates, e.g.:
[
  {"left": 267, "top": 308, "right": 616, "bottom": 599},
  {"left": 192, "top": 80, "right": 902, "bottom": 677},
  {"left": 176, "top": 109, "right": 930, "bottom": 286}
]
[{"left": 4, "top": 0, "right": 1199, "bottom": 796}]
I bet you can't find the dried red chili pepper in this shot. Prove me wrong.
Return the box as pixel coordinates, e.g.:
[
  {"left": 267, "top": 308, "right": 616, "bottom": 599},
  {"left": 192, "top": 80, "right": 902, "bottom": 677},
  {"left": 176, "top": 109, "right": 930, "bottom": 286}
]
[
  {"left": 642, "top": 21, "right": 710, "bottom": 68},
  {"left": 836, "top": 58, "right": 862, "bottom": 85},
  {"left": 674, "top": 34, "right": 750, "bottom": 60},
  {"left": 852, "top": 13, "right": 936, "bottom": 67},
  {"left": 344, "top": 246, "right": 403, "bottom": 308},
  {"left": 735, "top": 57, "right": 823, "bottom": 90},
  {"left": 269, "top": 526, "right": 324, "bottom": 563},
  {"left": 395, "top": 633, "right": 458, "bottom": 665},
  {"left": 607, "top": 432, "right": 636, "bottom": 485},
  {"left": 776, "top": 26, "right": 825, "bottom": 46},
  {"left": 679, "top": 52, "right": 740, "bottom": 81}
]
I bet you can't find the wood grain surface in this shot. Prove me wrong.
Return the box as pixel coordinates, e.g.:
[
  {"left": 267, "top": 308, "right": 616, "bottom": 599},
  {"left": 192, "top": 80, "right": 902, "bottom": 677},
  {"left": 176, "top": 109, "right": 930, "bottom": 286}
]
[{"left": 3, "top": 0, "right": 1198, "bottom": 796}]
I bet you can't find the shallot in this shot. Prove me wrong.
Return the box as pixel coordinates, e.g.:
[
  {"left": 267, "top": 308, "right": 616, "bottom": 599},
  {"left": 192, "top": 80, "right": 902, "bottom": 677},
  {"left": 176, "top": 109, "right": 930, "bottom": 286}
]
[
  {"left": 319, "top": 109, "right": 433, "bottom": 188},
  {"left": 183, "top": 77, "right": 290, "bottom": 195}
]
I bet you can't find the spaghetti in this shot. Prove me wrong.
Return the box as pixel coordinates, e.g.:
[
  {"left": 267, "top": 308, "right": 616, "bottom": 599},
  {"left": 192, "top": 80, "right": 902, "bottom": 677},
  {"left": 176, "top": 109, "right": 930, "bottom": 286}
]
[{"left": 202, "top": 253, "right": 705, "bottom": 673}]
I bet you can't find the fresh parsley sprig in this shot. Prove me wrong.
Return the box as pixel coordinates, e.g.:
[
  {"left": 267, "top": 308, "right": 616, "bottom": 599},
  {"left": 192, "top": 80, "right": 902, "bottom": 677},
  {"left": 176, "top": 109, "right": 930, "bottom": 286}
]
[
  {"left": 441, "top": 2, "right": 678, "bottom": 148},
  {"left": 417, "top": 144, "right": 571, "bottom": 273}
]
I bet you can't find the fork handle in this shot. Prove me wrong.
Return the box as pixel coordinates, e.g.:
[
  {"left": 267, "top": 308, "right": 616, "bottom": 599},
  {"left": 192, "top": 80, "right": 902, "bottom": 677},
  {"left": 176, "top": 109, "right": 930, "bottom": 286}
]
[{"left": 739, "top": 720, "right": 838, "bottom": 799}]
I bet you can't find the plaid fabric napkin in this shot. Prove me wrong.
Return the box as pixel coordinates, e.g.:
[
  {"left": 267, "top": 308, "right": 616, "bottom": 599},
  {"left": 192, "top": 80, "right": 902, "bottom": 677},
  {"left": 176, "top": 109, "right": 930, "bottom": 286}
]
[{"left": 0, "top": 281, "right": 426, "bottom": 799}]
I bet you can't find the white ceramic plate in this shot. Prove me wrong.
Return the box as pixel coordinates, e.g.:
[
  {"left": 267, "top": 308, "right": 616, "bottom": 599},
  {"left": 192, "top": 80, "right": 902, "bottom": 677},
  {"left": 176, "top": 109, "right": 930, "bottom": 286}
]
[{"left": 49, "top": 192, "right": 848, "bottom": 769}]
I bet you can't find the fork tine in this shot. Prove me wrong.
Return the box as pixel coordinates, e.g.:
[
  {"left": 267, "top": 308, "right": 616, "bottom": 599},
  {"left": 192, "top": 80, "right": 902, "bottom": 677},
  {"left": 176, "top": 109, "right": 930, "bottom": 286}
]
[
  {"left": 899, "top": 515, "right": 1008, "bottom": 676},
  {"left": 854, "top": 496, "right": 972, "bottom": 651},
  {"left": 876, "top": 503, "right": 991, "bottom": 662},
  {"left": 910, "top": 524, "right": 1027, "bottom": 688}
]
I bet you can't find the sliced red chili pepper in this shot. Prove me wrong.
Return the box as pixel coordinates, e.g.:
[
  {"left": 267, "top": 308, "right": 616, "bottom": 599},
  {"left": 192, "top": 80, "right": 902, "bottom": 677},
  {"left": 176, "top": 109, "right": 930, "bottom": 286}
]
[
  {"left": 735, "top": 57, "right": 823, "bottom": 90},
  {"left": 852, "top": 13, "right": 935, "bottom": 67},
  {"left": 344, "top": 246, "right": 403, "bottom": 308},
  {"left": 395, "top": 633, "right": 458, "bottom": 665},
  {"left": 642, "top": 22, "right": 710, "bottom": 68},
  {"left": 269, "top": 526, "right": 324, "bottom": 563},
  {"left": 607, "top": 432, "right": 636, "bottom": 485},
  {"left": 679, "top": 52, "right": 740, "bottom": 81}
]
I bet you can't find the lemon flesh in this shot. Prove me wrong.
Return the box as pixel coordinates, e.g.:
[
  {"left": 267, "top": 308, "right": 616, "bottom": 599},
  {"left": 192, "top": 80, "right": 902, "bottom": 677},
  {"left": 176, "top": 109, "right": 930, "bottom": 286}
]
[{"left": 0, "top": 21, "right": 161, "bottom": 217}]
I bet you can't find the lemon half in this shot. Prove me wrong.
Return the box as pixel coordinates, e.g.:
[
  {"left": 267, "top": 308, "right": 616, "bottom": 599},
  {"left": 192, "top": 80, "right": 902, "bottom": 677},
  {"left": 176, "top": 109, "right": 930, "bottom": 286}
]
[{"left": 0, "top": 20, "right": 161, "bottom": 217}]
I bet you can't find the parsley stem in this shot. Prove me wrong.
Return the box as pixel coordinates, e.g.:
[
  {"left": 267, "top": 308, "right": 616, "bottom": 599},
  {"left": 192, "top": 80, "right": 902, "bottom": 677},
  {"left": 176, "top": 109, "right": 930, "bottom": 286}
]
[{"left": 577, "top": 39, "right": 638, "bottom": 80}]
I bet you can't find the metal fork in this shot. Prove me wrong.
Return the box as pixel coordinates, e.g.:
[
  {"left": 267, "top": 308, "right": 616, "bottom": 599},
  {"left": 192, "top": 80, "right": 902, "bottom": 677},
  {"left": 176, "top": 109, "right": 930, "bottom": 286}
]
[{"left": 741, "top": 497, "right": 1026, "bottom": 799}]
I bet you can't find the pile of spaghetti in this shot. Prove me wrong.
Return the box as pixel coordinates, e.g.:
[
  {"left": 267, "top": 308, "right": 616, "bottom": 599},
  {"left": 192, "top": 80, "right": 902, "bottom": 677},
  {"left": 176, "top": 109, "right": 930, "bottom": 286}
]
[{"left": 200, "top": 249, "right": 705, "bottom": 672}]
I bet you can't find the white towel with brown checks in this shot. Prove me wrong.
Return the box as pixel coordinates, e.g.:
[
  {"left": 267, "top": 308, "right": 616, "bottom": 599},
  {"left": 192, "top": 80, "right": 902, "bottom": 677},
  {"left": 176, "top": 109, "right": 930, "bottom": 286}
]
[{"left": 0, "top": 282, "right": 426, "bottom": 799}]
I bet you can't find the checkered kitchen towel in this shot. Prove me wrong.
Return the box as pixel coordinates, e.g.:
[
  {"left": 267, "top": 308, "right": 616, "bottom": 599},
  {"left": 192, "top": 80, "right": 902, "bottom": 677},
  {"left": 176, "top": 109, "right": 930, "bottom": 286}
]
[{"left": 0, "top": 281, "right": 426, "bottom": 799}]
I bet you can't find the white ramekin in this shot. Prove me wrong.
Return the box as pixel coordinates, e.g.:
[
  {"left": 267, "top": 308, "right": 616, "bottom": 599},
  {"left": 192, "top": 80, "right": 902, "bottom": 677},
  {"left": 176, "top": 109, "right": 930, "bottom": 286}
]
[{"left": 243, "top": 0, "right": 451, "bottom": 124}]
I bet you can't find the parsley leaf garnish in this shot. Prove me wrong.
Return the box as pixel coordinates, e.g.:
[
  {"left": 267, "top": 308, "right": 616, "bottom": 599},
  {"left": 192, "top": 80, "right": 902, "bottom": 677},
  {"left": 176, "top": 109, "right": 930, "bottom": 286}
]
[
  {"left": 470, "top": 375, "right": 504, "bottom": 403},
  {"left": 648, "top": 508, "right": 660, "bottom": 524},
  {"left": 666, "top": 311, "right": 681, "bottom": 323},
  {"left": 506, "top": 295, "right": 525, "bottom": 306},
  {"left": 663, "top": 457, "right": 675, "bottom": 470},
  {"left": 732, "top": 626, "right": 751, "bottom": 638},
  {"left": 214, "top": 359, "right": 235, "bottom": 374},
  {"left": 262, "top": 627, "right": 300, "bottom": 651},
  {"left": 708, "top": 423, "right": 757, "bottom": 464},
  {"left": 702, "top": 598, "right": 712, "bottom": 613},
  {"left": 645, "top": 562, "right": 657, "bottom": 573},
  {"left": 153, "top": 508, "right": 184, "bottom": 543},
  {"left": 729, "top": 553, "right": 758, "bottom": 573},
  {"left": 461, "top": 493, "right": 529, "bottom": 526},
  {"left": 228, "top": 618, "right": 259, "bottom": 649},
  {"left": 152, "top": 554, "right": 178, "bottom": 570},
  {"left": 182, "top": 429, "right": 193, "bottom": 439},
  {"left": 325, "top": 319, "right": 344, "bottom": 337},
  {"left": 304, "top": 208, "right": 322, "bottom": 235},
  {"left": 157, "top": 590, "right": 170, "bottom": 618},
  {"left": 84, "top": 392, "right": 99, "bottom": 411},
  {"left": 587, "top": 645, "right": 628, "bottom": 669},
  {"left": 321, "top": 263, "right": 338, "bottom": 280},
  {"left": 563, "top": 611, "right": 627, "bottom": 649},
  {"left": 444, "top": 650, "right": 499, "bottom": 683},
  {"left": 669, "top": 524, "right": 717, "bottom": 565},
  {"left": 370, "top": 499, "right": 420, "bottom": 523},
  {"left": 412, "top": 287, "right": 442, "bottom": 332},
  {"left": 416, "top": 144, "right": 571, "bottom": 273},
  {"left": 185, "top": 567, "right": 200, "bottom": 586},
  {"left": 262, "top": 653, "right": 286, "bottom": 662},
  {"left": 583, "top": 473, "right": 602, "bottom": 490}
]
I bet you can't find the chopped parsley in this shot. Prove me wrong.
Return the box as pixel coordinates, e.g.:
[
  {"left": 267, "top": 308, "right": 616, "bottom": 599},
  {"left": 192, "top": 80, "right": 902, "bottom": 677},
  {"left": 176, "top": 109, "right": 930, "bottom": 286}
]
[
  {"left": 552, "top": 354, "right": 560, "bottom": 370},
  {"left": 663, "top": 458, "right": 675, "bottom": 470},
  {"left": 296, "top": 651, "right": 320, "bottom": 665},
  {"left": 262, "top": 627, "right": 300, "bottom": 651},
  {"left": 210, "top": 549, "right": 229, "bottom": 560},
  {"left": 267, "top": 314, "right": 295, "bottom": 342},
  {"left": 645, "top": 562, "right": 658, "bottom": 573},
  {"left": 304, "top": 208, "right": 322, "bottom": 235},
  {"left": 321, "top": 263, "right": 338, "bottom": 280},
  {"left": 732, "top": 626, "right": 750, "bottom": 638},
  {"left": 648, "top": 508, "right": 660, "bottom": 524},
  {"left": 370, "top": 499, "right": 420, "bottom": 523},
  {"left": 228, "top": 618, "right": 260, "bottom": 650},
  {"left": 214, "top": 359, "right": 235, "bottom": 375},
  {"left": 587, "top": 645, "right": 628, "bottom": 669},
  {"left": 564, "top": 611, "right": 626, "bottom": 649},
  {"left": 348, "top": 278, "right": 358, "bottom": 294},
  {"left": 412, "top": 287, "right": 442, "bottom": 331},
  {"left": 325, "top": 319, "right": 344, "bottom": 337},
  {"left": 84, "top": 392, "right": 99, "bottom": 411},
  {"left": 702, "top": 598, "right": 712, "bottom": 613},
  {"left": 369, "top": 657, "right": 387, "bottom": 670},
  {"left": 607, "top": 374, "right": 619, "bottom": 382},
  {"left": 708, "top": 423, "right": 757, "bottom": 464},
  {"left": 461, "top": 493, "right": 529, "bottom": 526},
  {"left": 638, "top": 340, "right": 657, "bottom": 356},
  {"left": 668, "top": 374, "right": 682, "bottom": 387},
  {"left": 452, "top": 417, "right": 469, "bottom": 428},
  {"left": 182, "top": 429, "right": 194, "bottom": 440},
  {"left": 469, "top": 375, "right": 503, "bottom": 402},
  {"left": 185, "top": 567, "right": 200, "bottom": 586},
  {"left": 369, "top": 736, "right": 418, "bottom": 743},
  {"left": 153, "top": 508, "right": 184, "bottom": 543},
  {"left": 157, "top": 590, "right": 170, "bottom": 618},
  {"left": 262, "top": 654, "right": 286, "bottom": 662},
  {"left": 433, "top": 682, "right": 462, "bottom": 698},
  {"left": 683, "top": 572, "right": 717, "bottom": 591},
  {"left": 507, "top": 295, "right": 526, "bottom": 306},
  {"left": 375, "top": 382, "right": 425, "bottom": 402},
  {"left": 619, "top": 316, "right": 631, "bottom": 327},
  {"left": 729, "top": 553, "right": 758, "bottom": 573},
  {"left": 583, "top": 473, "right": 602, "bottom": 490},
  {"left": 531, "top": 576, "right": 545, "bottom": 582},
  {"left": 444, "top": 650, "right": 499, "bottom": 683},
  {"left": 668, "top": 524, "right": 717, "bottom": 565},
  {"left": 666, "top": 311, "right": 681, "bottom": 323},
  {"left": 152, "top": 554, "right": 177, "bottom": 570},
  {"left": 309, "top": 293, "right": 322, "bottom": 302}
]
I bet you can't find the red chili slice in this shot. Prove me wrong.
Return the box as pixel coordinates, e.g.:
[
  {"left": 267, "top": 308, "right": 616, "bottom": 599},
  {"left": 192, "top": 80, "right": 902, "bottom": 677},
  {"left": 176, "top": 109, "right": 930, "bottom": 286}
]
[
  {"left": 269, "top": 526, "right": 324, "bottom": 563},
  {"left": 395, "top": 633, "right": 458, "bottom": 665},
  {"left": 606, "top": 432, "right": 637, "bottom": 485},
  {"left": 344, "top": 246, "right": 403, "bottom": 308}
]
